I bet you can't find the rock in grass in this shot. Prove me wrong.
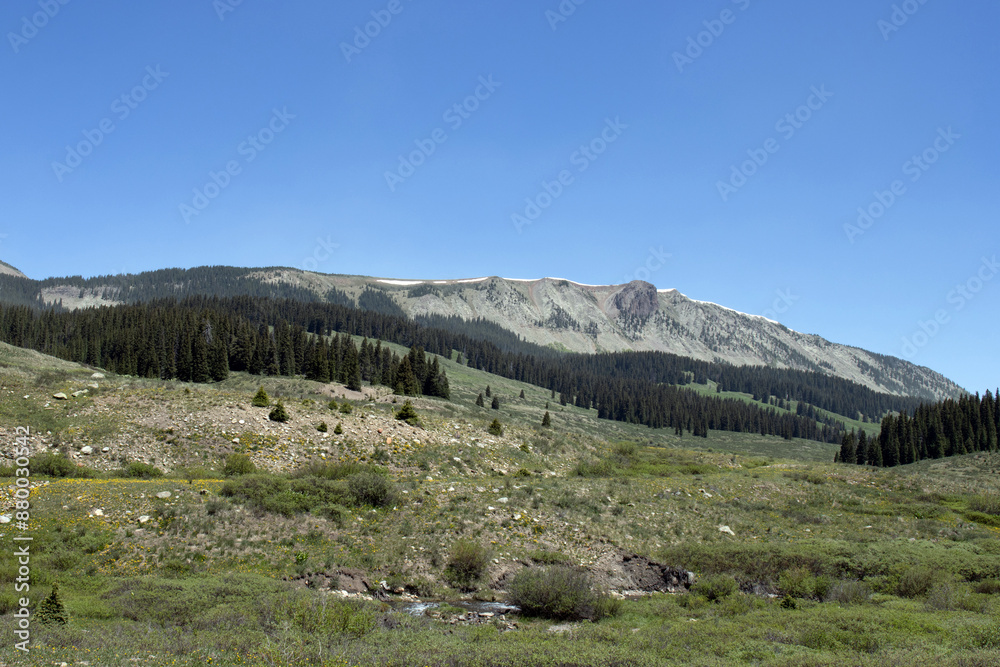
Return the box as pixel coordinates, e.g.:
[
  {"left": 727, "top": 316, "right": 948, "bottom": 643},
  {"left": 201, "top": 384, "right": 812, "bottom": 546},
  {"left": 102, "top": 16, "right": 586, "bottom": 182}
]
[
  {"left": 718, "top": 525, "right": 735, "bottom": 536},
  {"left": 156, "top": 491, "right": 171, "bottom": 499},
  {"left": 53, "top": 392, "right": 68, "bottom": 400}
]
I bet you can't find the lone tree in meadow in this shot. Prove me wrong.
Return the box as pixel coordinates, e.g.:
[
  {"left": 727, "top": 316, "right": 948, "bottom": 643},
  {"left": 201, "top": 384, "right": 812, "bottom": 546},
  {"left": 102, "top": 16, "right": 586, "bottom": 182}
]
[
  {"left": 252, "top": 386, "right": 270, "bottom": 407},
  {"left": 269, "top": 400, "right": 289, "bottom": 423},
  {"left": 395, "top": 399, "right": 422, "bottom": 427},
  {"left": 542, "top": 411, "right": 552, "bottom": 428},
  {"left": 519, "top": 389, "right": 525, "bottom": 399},
  {"left": 37, "top": 583, "right": 68, "bottom": 626}
]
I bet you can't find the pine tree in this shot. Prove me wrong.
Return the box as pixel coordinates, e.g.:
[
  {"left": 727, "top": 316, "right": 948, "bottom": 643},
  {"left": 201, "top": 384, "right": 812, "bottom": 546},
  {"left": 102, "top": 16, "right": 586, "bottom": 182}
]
[
  {"left": 476, "top": 393, "right": 485, "bottom": 408},
  {"left": 395, "top": 399, "right": 421, "bottom": 426},
  {"left": 542, "top": 411, "right": 552, "bottom": 428},
  {"left": 488, "top": 418, "right": 503, "bottom": 436},
  {"left": 491, "top": 396, "right": 500, "bottom": 410},
  {"left": 519, "top": 389, "right": 525, "bottom": 399},
  {"left": 251, "top": 386, "right": 270, "bottom": 407},
  {"left": 485, "top": 385, "right": 492, "bottom": 398},
  {"left": 37, "top": 583, "right": 68, "bottom": 625},
  {"left": 269, "top": 400, "right": 290, "bottom": 422}
]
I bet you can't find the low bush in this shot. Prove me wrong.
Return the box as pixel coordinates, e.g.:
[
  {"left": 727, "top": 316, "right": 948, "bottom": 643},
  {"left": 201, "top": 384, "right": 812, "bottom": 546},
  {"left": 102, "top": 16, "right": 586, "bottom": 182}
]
[
  {"left": 693, "top": 574, "right": 738, "bottom": 602},
  {"left": 508, "top": 566, "right": 620, "bottom": 621},
  {"left": 487, "top": 419, "right": 503, "bottom": 436},
  {"left": 122, "top": 461, "right": 163, "bottom": 479},
  {"left": 778, "top": 567, "right": 832, "bottom": 600},
  {"left": 446, "top": 540, "right": 490, "bottom": 591},
  {"left": 222, "top": 453, "right": 255, "bottom": 477},
  {"left": 825, "top": 580, "right": 871, "bottom": 605},
  {"left": 967, "top": 495, "right": 1000, "bottom": 516},
  {"left": 347, "top": 472, "right": 395, "bottom": 508},
  {"left": 896, "top": 566, "right": 935, "bottom": 599},
  {"left": 30, "top": 453, "right": 97, "bottom": 479}
]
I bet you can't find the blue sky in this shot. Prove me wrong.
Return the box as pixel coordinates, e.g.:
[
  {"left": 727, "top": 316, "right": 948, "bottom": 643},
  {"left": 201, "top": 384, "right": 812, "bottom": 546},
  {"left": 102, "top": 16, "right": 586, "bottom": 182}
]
[{"left": 1, "top": 0, "right": 997, "bottom": 392}]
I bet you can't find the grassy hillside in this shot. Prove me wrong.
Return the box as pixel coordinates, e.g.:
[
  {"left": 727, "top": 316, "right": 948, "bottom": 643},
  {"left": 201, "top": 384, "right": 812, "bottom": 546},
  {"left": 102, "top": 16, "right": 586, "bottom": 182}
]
[{"left": 1, "top": 342, "right": 999, "bottom": 666}]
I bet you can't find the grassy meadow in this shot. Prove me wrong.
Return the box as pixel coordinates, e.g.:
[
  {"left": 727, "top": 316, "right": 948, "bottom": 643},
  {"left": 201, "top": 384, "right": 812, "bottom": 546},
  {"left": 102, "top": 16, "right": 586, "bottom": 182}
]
[{"left": 1, "top": 341, "right": 999, "bottom": 665}]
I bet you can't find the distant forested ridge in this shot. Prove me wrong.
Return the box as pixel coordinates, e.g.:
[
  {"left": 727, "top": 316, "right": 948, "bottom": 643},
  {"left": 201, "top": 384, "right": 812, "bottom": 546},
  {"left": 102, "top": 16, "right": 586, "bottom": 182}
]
[
  {"left": 0, "top": 293, "right": 930, "bottom": 444},
  {"left": 837, "top": 391, "right": 999, "bottom": 467}
]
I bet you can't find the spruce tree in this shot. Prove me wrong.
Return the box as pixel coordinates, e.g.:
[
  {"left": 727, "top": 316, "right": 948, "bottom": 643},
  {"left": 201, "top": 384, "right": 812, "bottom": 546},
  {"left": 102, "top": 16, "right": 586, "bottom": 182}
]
[
  {"left": 542, "top": 411, "right": 552, "bottom": 428},
  {"left": 476, "top": 392, "right": 485, "bottom": 408},
  {"left": 491, "top": 396, "right": 500, "bottom": 410},
  {"left": 519, "top": 389, "right": 525, "bottom": 399},
  {"left": 488, "top": 418, "right": 503, "bottom": 436},
  {"left": 485, "top": 385, "right": 492, "bottom": 398},
  {"left": 252, "top": 386, "right": 270, "bottom": 407},
  {"left": 37, "top": 583, "right": 68, "bottom": 625},
  {"left": 269, "top": 400, "right": 289, "bottom": 423}
]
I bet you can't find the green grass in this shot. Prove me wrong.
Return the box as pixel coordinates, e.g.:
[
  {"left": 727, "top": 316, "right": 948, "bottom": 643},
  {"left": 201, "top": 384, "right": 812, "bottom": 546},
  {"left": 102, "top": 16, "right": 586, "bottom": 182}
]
[{"left": 5, "top": 340, "right": 1000, "bottom": 666}]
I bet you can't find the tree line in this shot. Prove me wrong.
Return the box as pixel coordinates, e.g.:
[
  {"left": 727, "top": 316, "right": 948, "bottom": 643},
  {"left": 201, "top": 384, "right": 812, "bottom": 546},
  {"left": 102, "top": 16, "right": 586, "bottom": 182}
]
[
  {"left": 0, "top": 295, "right": 849, "bottom": 442},
  {"left": 837, "top": 391, "right": 999, "bottom": 467}
]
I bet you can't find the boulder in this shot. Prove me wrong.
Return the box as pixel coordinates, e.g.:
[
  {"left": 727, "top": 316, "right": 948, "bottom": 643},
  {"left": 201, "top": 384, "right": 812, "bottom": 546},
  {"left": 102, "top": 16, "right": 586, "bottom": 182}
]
[
  {"left": 156, "top": 491, "right": 172, "bottom": 499},
  {"left": 80, "top": 446, "right": 93, "bottom": 455},
  {"left": 53, "top": 392, "right": 68, "bottom": 400}
]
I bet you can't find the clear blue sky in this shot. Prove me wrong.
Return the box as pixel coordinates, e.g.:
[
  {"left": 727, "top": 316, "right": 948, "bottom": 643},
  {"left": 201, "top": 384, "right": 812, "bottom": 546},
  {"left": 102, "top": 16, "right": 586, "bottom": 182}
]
[{"left": 2, "top": 0, "right": 997, "bottom": 392}]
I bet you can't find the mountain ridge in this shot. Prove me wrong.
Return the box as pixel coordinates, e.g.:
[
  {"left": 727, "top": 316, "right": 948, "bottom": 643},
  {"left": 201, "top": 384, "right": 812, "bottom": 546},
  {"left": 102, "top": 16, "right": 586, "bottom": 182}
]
[{"left": 0, "top": 264, "right": 964, "bottom": 401}]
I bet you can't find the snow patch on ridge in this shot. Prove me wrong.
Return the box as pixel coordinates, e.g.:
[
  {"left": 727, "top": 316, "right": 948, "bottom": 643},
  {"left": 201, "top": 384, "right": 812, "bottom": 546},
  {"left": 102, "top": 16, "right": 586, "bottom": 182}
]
[{"left": 376, "top": 279, "right": 424, "bottom": 286}]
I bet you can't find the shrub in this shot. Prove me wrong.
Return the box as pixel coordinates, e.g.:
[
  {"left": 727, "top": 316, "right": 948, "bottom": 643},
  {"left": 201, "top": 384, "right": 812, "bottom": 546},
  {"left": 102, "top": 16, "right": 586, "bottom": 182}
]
[
  {"left": 223, "top": 453, "right": 256, "bottom": 477},
  {"left": 251, "top": 386, "right": 270, "bottom": 407},
  {"left": 488, "top": 419, "right": 503, "bottom": 436},
  {"left": 339, "top": 402, "right": 353, "bottom": 415},
  {"left": 897, "top": 566, "right": 935, "bottom": 599},
  {"left": 778, "top": 567, "right": 831, "bottom": 600},
  {"left": 327, "top": 399, "right": 338, "bottom": 411},
  {"left": 825, "top": 580, "right": 871, "bottom": 605},
  {"left": 508, "top": 567, "right": 620, "bottom": 621},
  {"left": 269, "top": 400, "right": 290, "bottom": 422},
  {"left": 968, "top": 495, "right": 1000, "bottom": 516},
  {"left": 122, "top": 461, "right": 163, "bottom": 479},
  {"left": 317, "top": 422, "right": 328, "bottom": 432},
  {"left": 347, "top": 472, "right": 395, "bottom": 508},
  {"left": 974, "top": 579, "right": 1000, "bottom": 595},
  {"left": 334, "top": 422, "right": 343, "bottom": 434},
  {"left": 30, "top": 453, "right": 96, "bottom": 478},
  {"left": 529, "top": 549, "right": 573, "bottom": 565},
  {"left": 693, "top": 574, "right": 738, "bottom": 602},
  {"left": 969, "top": 620, "right": 1000, "bottom": 649},
  {"left": 446, "top": 540, "right": 490, "bottom": 590},
  {"left": 541, "top": 411, "right": 552, "bottom": 427},
  {"left": 395, "top": 400, "right": 421, "bottom": 427}
]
